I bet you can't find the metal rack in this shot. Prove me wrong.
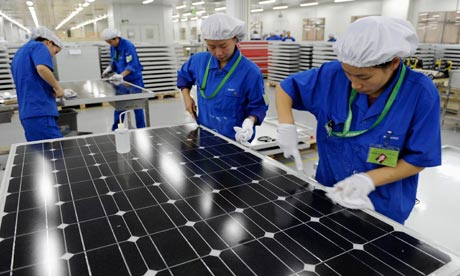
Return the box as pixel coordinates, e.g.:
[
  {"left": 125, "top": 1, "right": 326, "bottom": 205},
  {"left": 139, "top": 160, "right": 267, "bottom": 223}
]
[
  {"left": 136, "top": 44, "right": 179, "bottom": 93},
  {"left": 311, "top": 42, "right": 337, "bottom": 68},
  {"left": 267, "top": 42, "right": 300, "bottom": 83},
  {"left": 0, "top": 45, "right": 15, "bottom": 93},
  {"left": 239, "top": 41, "right": 269, "bottom": 77},
  {"left": 299, "top": 43, "right": 314, "bottom": 71}
]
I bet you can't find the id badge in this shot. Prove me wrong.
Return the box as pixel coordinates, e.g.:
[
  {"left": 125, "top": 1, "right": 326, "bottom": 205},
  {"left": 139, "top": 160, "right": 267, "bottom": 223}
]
[{"left": 367, "top": 144, "right": 399, "bottom": 167}]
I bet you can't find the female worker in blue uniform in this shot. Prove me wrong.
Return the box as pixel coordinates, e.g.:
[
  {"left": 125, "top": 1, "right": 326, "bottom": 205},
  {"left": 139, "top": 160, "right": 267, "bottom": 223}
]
[
  {"left": 101, "top": 28, "right": 146, "bottom": 130},
  {"left": 276, "top": 17, "right": 441, "bottom": 224},
  {"left": 11, "top": 26, "right": 65, "bottom": 142},
  {"left": 177, "top": 13, "right": 268, "bottom": 144}
]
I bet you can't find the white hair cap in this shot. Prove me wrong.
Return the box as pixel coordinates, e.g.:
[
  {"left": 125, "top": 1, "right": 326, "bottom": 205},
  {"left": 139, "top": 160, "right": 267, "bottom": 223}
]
[
  {"left": 101, "top": 28, "right": 121, "bottom": 40},
  {"left": 31, "top": 26, "right": 63, "bottom": 48},
  {"left": 201, "top": 13, "right": 246, "bottom": 42},
  {"left": 333, "top": 16, "right": 418, "bottom": 67}
]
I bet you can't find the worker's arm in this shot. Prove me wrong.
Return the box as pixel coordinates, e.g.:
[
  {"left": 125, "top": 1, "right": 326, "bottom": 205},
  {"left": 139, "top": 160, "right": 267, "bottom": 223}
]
[
  {"left": 120, "top": 69, "right": 131, "bottom": 78},
  {"left": 275, "top": 83, "right": 295, "bottom": 124},
  {"left": 36, "top": 64, "right": 64, "bottom": 98},
  {"left": 367, "top": 159, "right": 424, "bottom": 187},
  {"left": 181, "top": 87, "right": 197, "bottom": 119}
]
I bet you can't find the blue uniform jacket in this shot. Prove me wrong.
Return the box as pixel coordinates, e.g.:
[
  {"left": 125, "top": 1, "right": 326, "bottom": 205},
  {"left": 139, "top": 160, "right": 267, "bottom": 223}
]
[
  {"left": 110, "top": 38, "right": 144, "bottom": 87},
  {"left": 281, "top": 61, "right": 441, "bottom": 223},
  {"left": 11, "top": 40, "right": 59, "bottom": 120},
  {"left": 177, "top": 48, "right": 268, "bottom": 140}
]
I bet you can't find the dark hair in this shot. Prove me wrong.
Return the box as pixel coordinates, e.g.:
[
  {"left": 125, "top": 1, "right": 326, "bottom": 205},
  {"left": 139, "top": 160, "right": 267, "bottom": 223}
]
[
  {"left": 35, "top": 37, "right": 58, "bottom": 47},
  {"left": 374, "top": 59, "right": 394, "bottom": 68}
]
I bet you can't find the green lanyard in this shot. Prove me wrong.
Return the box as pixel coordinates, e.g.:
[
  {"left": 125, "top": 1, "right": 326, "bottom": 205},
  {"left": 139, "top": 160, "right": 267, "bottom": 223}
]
[
  {"left": 328, "top": 65, "right": 406, "bottom": 138},
  {"left": 200, "top": 53, "right": 242, "bottom": 100}
]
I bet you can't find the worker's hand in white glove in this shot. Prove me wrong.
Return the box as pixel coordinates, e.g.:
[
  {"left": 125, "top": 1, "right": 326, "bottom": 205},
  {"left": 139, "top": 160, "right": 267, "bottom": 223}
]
[
  {"left": 102, "top": 65, "right": 112, "bottom": 78},
  {"left": 109, "top": 73, "right": 123, "bottom": 83},
  {"left": 326, "top": 173, "right": 375, "bottom": 210},
  {"left": 277, "top": 124, "right": 303, "bottom": 171},
  {"left": 63, "top": 88, "right": 77, "bottom": 99},
  {"left": 233, "top": 118, "right": 254, "bottom": 146}
]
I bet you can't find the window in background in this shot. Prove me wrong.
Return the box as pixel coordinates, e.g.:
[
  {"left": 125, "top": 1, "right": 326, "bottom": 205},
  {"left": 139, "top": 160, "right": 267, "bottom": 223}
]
[
  {"left": 417, "top": 11, "right": 460, "bottom": 44},
  {"left": 302, "top": 18, "right": 324, "bottom": 41}
]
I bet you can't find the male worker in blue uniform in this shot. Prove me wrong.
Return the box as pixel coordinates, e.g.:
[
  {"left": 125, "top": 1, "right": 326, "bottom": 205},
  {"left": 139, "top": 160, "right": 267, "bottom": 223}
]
[
  {"left": 177, "top": 13, "right": 268, "bottom": 145},
  {"left": 11, "top": 26, "right": 64, "bottom": 142},
  {"left": 101, "top": 28, "right": 146, "bottom": 130},
  {"left": 276, "top": 16, "right": 441, "bottom": 224}
]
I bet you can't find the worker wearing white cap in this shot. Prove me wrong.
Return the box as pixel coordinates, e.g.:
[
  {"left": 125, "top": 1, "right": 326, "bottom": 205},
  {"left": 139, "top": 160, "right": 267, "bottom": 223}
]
[
  {"left": 100, "top": 28, "right": 146, "bottom": 130},
  {"left": 10, "top": 26, "right": 65, "bottom": 141},
  {"left": 276, "top": 16, "right": 441, "bottom": 224},
  {"left": 177, "top": 13, "right": 268, "bottom": 144}
]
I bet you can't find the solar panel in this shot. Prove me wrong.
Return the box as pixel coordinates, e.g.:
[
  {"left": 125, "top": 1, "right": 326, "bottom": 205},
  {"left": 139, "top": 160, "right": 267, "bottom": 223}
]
[{"left": 0, "top": 124, "right": 459, "bottom": 275}]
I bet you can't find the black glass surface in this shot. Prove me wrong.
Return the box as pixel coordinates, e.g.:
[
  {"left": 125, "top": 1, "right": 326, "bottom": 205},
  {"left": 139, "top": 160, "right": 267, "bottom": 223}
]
[{"left": 0, "top": 125, "right": 453, "bottom": 275}]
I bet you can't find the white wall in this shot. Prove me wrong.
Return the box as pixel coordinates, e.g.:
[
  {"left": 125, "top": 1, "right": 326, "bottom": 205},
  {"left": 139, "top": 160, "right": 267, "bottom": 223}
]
[
  {"left": 381, "top": 0, "right": 410, "bottom": 19},
  {"left": 251, "top": 1, "right": 382, "bottom": 41},
  {"left": 173, "top": 19, "right": 201, "bottom": 44},
  {"left": 109, "top": 3, "right": 173, "bottom": 43}
]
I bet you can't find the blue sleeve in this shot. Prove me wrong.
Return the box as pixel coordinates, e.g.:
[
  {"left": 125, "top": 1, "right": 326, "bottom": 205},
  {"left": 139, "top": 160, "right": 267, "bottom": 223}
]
[
  {"left": 280, "top": 62, "right": 347, "bottom": 117},
  {"left": 280, "top": 68, "right": 320, "bottom": 115},
  {"left": 245, "top": 67, "right": 268, "bottom": 125},
  {"left": 109, "top": 47, "right": 115, "bottom": 67},
  {"left": 124, "top": 44, "right": 141, "bottom": 73},
  {"left": 177, "top": 55, "right": 197, "bottom": 89},
  {"left": 32, "top": 44, "right": 53, "bottom": 70},
  {"left": 402, "top": 78, "right": 442, "bottom": 167}
]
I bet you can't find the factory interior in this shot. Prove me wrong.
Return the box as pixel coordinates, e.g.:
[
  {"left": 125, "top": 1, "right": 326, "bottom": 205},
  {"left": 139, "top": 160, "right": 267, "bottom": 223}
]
[{"left": 0, "top": 0, "right": 460, "bottom": 275}]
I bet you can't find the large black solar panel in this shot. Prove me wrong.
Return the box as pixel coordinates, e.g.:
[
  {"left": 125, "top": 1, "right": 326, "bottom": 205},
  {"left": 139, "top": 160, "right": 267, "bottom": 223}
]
[{"left": 0, "top": 124, "right": 459, "bottom": 276}]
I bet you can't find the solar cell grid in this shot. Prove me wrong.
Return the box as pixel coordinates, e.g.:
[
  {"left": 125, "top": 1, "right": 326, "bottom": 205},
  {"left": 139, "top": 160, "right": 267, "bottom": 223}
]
[{"left": 0, "top": 124, "right": 458, "bottom": 276}]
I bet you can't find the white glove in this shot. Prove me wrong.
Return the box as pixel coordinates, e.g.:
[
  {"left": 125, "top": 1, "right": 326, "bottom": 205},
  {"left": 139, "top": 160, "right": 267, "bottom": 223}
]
[
  {"left": 233, "top": 118, "right": 254, "bottom": 146},
  {"left": 109, "top": 73, "right": 123, "bottom": 82},
  {"left": 63, "top": 88, "right": 77, "bottom": 98},
  {"left": 102, "top": 65, "right": 112, "bottom": 77},
  {"left": 326, "top": 173, "right": 375, "bottom": 210},
  {"left": 277, "top": 124, "right": 303, "bottom": 171}
]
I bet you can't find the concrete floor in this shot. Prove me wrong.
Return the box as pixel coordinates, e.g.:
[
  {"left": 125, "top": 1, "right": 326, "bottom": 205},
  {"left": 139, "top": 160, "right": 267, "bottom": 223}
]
[{"left": 1, "top": 83, "right": 460, "bottom": 256}]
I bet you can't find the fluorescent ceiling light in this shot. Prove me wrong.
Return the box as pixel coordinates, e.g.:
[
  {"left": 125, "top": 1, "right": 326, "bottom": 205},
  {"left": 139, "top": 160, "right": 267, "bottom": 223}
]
[
  {"left": 28, "top": 6, "right": 39, "bottom": 27},
  {"left": 0, "top": 11, "right": 30, "bottom": 32},
  {"left": 215, "top": 6, "right": 227, "bottom": 11},
  {"left": 182, "top": 12, "right": 192, "bottom": 16},
  {"left": 142, "top": 0, "right": 155, "bottom": 4},
  {"left": 202, "top": 15, "right": 209, "bottom": 19},
  {"left": 196, "top": 10, "right": 206, "bottom": 14},
  {"left": 192, "top": 1, "right": 205, "bottom": 5},
  {"left": 251, "top": 8, "right": 264, "bottom": 12},
  {"left": 82, "top": 2, "right": 90, "bottom": 7},
  {"left": 181, "top": 18, "right": 188, "bottom": 22},
  {"left": 176, "top": 4, "right": 186, "bottom": 9},
  {"left": 172, "top": 19, "right": 179, "bottom": 22},
  {"left": 26, "top": 1, "right": 34, "bottom": 6},
  {"left": 190, "top": 17, "right": 198, "bottom": 20},
  {"left": 172, "top": 14, "right": 180, "bottom": 18},
  {"left": 419, "top": 13, "right": 428, "bottom": 16},
  {"left": 259, "top": 0, "right": 275, "bottom": 4},
  {"left": 334, "top": 0, "right": 354, "bottom": 2},
  {"left": 273, "top": 5, "right": 288, "bottom": 10},
  {"left": 300, "top": 2, "right": 318, "bottom": 7},
  {"left": 87, "top": 0, "right": 95, "bottom": 2},
  {"left": 71, "top": 14, "right": 107, "bottom": 30}
]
